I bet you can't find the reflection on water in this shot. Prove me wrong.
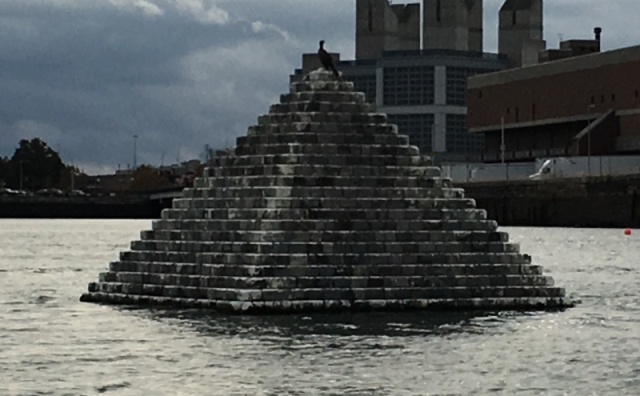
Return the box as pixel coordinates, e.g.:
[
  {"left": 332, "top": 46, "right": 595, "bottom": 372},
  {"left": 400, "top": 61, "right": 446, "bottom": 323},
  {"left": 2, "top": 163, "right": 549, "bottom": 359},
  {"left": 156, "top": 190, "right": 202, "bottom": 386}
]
[{"left": 144, "top": 309, "right": 491, "bottom": 337}]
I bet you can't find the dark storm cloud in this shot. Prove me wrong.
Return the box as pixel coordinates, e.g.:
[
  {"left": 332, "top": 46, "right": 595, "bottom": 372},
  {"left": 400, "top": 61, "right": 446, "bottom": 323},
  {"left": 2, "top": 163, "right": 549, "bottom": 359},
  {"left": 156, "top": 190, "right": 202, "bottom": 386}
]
[
  {"left": 0, "top": 0, "right": 323, "bottom": 173},
  {"left": 0, "top": 0, "right": 637, "bottom": 174}
]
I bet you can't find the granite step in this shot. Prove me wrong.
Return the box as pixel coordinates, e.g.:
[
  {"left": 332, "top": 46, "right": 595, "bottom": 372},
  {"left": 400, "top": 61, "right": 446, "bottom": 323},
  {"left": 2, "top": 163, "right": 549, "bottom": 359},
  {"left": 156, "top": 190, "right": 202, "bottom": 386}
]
[
  {"left": 88, "top": 282, "right": 566, "bottom": 301},
  {"left": 162, "top": 204, "right": 479, "bottom": 220},
  {"left": 79, "top": 292, "right": 573, "bottom": 312},
  {"left": 151, "top": 219, "right": 496, "bottom": 232},
  {"left": 179, "top": 185, "right": 460, "bottom": 201},
  {"left": 246, "top": 123, "right": 398, "bottom": 136},
  {"left": 236, "top": 132, "right": 410, "bottom": 146},
  {"left": 129, "top": 240, "right": 520, "bottom": 255},
  {"left": 140, "top": 229, "right": 504, "bottom": 243},
  {"left": 280, "top": 92, "right": 368, "bottom": 104},
  {"left": 107, "top": 262, "right": 543, "bottom": 277},
  {"left": 185, "top": 176, "right": 463, "bottom": 191},
  {"left": 116, "top": 250, "right": 531, "bottom": 265},
  {"left": 194, "top": 252, "right": 531, "bottom": 265},
  {"left": 289, "top": 81, "right": 356, "bottom": 93},
  {"left": 257, "top": 112, "right": 388, "bottom": 125},
  {"left": 269, "top": 101, "right": 375, "bottom": 115},
  {"left": 234, "top": 143, "right": 418, "bottom": 157},
  {"left": 163, "top": 200, "right": 474, "bottom": 217},
  {"left": 99, "top": 272, "right": 554, "bottom": 290},
  {"left": 203, "top": 165, "right": 445, "bottom": 179},
  {"left": 153, "top": 207, "right": 480, "bottom": 223},
  {"left": 237, "top": 132, "right": 410, "bottom": 146},
  {"left": 212, "top": 154, "right": 430, "bottom": 168},
  {"left": 166, "top": 200, "right": 473, "bottom": 214}
]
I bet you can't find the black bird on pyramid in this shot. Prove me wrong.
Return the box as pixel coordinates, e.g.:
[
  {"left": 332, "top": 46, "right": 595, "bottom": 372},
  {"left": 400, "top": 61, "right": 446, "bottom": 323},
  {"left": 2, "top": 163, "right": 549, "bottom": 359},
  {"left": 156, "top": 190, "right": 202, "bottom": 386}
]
[{"left": 317, "top": 40, "right": 340, "bottom": 79}]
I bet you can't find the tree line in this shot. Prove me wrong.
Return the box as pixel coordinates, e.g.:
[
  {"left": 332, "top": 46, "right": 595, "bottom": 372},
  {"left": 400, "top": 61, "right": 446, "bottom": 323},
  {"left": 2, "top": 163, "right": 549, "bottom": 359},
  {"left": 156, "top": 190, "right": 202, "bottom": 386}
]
[
  {"left": 0, "top": 137, "right": 203, "bottom": 193},
  {"left": 0, "top": 138, "right": 84, "bottom": 191}
]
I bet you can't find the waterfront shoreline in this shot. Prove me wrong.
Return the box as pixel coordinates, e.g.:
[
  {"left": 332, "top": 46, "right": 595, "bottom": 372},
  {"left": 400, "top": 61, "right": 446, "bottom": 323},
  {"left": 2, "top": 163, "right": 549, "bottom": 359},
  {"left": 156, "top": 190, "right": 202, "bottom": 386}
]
[{"left": 2, "top": 175, "right": 639, "bottom": 227}]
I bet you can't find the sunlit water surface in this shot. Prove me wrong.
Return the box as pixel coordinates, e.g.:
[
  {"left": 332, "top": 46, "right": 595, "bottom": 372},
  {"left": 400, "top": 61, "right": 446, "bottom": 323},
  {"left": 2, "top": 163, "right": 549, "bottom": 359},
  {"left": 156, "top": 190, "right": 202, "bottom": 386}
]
[{"left": 0, "top": 219, "right": 639, "bottom": 395}]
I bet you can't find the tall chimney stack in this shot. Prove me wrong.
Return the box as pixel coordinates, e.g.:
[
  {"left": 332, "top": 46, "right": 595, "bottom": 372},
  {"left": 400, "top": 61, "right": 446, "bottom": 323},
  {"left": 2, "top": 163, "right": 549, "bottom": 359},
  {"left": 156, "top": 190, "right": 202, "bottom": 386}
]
[{"left": 594, "top": 27, "right": 602, "bottom": 51}]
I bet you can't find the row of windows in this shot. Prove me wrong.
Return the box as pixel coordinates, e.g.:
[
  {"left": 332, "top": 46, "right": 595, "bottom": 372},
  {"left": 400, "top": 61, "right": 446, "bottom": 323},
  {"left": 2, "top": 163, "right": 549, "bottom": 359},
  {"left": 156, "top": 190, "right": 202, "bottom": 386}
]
[
  {"left": 503, "top": 89, "right": 640, "bottom": 123},
  {"left": 446, "top": 67, "right": 496, "bottom": 106},
  {"left": 347, "top": 66, "right": 497, "bottom": 107},
  {"left": 383, "top": 66, "right": 435, "bottom": 106},
  {"left": 446, "top": 114, "right": 485, "bottom": 154},
  {"left": 590, "top": 90, "right": 640, "bottom": 104}
]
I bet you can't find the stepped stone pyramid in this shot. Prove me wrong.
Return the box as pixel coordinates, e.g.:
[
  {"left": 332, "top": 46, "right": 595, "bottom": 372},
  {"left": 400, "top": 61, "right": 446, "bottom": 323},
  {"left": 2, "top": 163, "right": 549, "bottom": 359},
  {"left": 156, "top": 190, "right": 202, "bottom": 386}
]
[{"left": 81, "top": 69, "right": 574, "bottom": 313}]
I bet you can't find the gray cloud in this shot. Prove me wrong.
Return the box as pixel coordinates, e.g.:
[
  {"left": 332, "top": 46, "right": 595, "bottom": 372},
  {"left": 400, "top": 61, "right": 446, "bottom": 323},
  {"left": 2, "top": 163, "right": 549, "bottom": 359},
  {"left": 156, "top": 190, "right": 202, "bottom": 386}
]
[{"left": 0, "top": 0, "right": 636, "bottom": 174}]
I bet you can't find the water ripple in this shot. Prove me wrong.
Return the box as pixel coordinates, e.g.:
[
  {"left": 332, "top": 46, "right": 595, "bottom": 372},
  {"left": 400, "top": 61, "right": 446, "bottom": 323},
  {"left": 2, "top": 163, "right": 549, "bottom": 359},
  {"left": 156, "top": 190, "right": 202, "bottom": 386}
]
[{"left": 0, "top": 221, "right": 639, "bottom": 395}]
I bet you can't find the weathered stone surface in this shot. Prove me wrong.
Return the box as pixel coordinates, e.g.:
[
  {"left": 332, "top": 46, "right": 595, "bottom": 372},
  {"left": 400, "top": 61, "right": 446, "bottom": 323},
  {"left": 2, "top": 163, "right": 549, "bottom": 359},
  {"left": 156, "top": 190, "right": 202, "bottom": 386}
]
[{"left": 81, "top": 68, "right": 574, "bottom": 313}]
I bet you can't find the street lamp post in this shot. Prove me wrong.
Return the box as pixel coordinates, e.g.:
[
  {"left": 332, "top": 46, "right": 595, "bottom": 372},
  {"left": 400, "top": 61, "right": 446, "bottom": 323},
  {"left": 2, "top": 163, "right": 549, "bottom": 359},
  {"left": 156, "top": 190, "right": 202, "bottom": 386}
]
[
  {"left": 133, "top": 134, "right": 138, "bottom": 171},
  {"left": 500, "top": 116, "right": 505, "bottom": 164},
  {"left": 587, "top": 104, "right": 595, "bottom": 175},
  {"left": 19, "top": 160, "right": 24, "bottom": 190}
]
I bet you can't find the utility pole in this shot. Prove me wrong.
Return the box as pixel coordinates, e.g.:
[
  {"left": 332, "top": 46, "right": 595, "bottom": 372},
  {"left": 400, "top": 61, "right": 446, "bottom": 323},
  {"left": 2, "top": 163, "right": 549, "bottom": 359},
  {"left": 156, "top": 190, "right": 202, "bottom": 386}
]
[
  {"left": 19, "top": 160, "right": 24, "bottom": 190},
  {"left": 133, "top": 134, "right": 138, "bottom": 171},
  {"left": 587, "top": 104, "right": 595, "bottom": 175},
  {"left": 500, "top": 116, "right": 505, "bottom": 164}
]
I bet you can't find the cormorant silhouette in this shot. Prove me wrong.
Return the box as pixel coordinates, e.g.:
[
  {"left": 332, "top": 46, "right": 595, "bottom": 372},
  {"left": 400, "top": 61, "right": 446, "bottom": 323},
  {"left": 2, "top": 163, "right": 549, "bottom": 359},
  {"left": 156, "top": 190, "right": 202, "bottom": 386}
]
[{"left": 317, "top": 40, "right": 340, "bottom": 78}]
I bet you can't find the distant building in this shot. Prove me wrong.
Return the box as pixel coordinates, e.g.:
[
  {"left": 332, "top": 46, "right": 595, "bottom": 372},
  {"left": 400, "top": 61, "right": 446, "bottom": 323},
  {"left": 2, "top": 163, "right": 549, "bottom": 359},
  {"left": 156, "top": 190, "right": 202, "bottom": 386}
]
[{"left": 467, "top": 44, "right": 640, "bottom": 163}]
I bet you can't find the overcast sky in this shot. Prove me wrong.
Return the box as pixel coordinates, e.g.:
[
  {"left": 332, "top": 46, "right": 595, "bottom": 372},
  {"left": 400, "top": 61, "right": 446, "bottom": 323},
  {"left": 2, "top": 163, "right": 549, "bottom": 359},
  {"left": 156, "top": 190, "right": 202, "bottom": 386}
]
[{"left": 1, "top": 0, "right": 637, "bottom": 174}]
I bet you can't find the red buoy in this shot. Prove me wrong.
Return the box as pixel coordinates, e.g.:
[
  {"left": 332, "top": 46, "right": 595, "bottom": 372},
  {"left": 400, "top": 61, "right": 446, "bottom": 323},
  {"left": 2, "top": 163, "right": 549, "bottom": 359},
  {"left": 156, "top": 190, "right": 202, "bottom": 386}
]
[{"left": 624, "top": 228, "right": 632, "bottom": 236}]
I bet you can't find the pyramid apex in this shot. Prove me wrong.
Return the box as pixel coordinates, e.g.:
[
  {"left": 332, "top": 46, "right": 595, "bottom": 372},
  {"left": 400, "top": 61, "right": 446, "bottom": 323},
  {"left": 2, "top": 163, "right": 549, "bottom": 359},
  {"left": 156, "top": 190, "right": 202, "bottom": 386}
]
[{"left": 303, "top": 68, "right": 342, "bottom": 82}]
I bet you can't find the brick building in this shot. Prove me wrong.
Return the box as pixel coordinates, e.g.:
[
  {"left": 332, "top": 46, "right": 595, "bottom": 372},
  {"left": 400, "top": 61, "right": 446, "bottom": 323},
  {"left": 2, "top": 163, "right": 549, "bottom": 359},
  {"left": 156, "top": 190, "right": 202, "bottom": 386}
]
[{"left": 467, "top": 45, "right": 640, "bottom": 163}]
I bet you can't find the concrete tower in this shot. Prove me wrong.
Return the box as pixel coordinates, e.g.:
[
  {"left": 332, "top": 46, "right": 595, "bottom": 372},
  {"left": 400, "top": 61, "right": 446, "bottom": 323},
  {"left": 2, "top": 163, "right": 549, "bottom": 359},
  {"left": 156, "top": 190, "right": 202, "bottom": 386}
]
[
  {"left": 356, "top": 0, "right": 420, "bottom": 60},
  {"left": 355, "top": 0, "right": 398, "bottom": 60},
  {"left": 423, "top": 0, "right": 484, "bottom": 52},
  {"left": 391, "top": 3, "right": 421, "bottom": 51},
  {"left": 499, "top": 0, "right": 546, "bottom": 67}
]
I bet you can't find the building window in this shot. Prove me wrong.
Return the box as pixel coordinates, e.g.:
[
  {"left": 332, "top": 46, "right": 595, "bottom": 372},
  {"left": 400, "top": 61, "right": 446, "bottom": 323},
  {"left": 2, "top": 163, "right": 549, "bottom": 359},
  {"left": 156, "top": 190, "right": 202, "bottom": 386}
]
[
  {"left": 515, "top": 106, "right": 519, "bottom": 122},
  {"left": 506, "top": 107, "right": 510, "bottom": 115},
  {"left": 367, "top": 2, "right": 373, "bottom": 31},
  {"left": 349, "top": 74, "right": 377, "bottom": 104},
  {"left": 532, "top": 103, "right": 536, "bottom": 120},
  {"left": 446, "top": 67, "right": 497, "bottom": 106},
  {"left": 446, "top": 114, "right": 485, "bottom": 155},
  {"left": 436, "top": 0, "right": 441, "bottom": 22},
  {"left": 601, "top": 95, "right": 605, "bottom": 103},
  {"left": 383, "top": 66, "right": 434, "bottom": 106},
  {"left": 512, "top": 11, "right": 517, "bottom": 25},
  {"left": 590, "top": 96, "right": 595, "bottom": 104},
  {"left": 611, "top": 93, "right": 616, "bottom": 102},
  {"left": 388, "top": 114, "right": 435, "bottom": 154},
  {"left": 636, "top": 90, "right": 639, "bottom": 99}
]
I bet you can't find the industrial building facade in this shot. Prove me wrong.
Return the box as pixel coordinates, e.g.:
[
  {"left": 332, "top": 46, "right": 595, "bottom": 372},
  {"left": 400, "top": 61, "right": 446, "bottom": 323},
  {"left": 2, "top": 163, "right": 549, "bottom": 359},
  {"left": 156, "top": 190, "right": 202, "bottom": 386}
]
[{"left": 467, "top": 45, "right": 640, "bottom": 162}]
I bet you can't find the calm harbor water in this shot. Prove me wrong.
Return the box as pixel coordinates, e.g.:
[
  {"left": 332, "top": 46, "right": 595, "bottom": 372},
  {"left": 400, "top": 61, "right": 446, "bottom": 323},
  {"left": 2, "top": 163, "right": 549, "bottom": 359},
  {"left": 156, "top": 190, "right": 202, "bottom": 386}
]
[{"left": 0, "top": 219, "right": 638, "bottom": 396}]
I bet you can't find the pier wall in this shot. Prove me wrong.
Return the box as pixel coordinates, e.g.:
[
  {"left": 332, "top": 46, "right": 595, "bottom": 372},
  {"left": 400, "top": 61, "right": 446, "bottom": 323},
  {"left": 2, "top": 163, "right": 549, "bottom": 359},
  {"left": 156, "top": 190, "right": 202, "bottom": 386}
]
[
  {"left": 0, "top": 196, "right": 162, "bottom": 219},
  {"left": 459, "top": 175, "right": 640, "bottom": 228},
  {"left": 2, "top": 176, "right": 640, "bottom": 227}
]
